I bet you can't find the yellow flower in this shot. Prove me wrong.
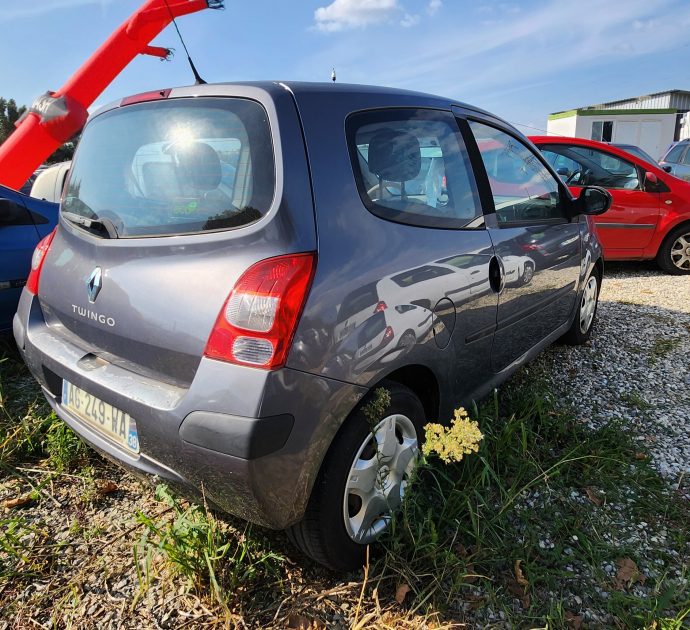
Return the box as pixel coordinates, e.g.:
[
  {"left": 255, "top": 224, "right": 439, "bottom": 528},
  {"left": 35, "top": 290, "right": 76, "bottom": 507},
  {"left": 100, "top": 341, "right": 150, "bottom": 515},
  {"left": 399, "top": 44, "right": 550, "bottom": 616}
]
[{"left": 422, "top": 407, "right": 483, "bottom": 464}]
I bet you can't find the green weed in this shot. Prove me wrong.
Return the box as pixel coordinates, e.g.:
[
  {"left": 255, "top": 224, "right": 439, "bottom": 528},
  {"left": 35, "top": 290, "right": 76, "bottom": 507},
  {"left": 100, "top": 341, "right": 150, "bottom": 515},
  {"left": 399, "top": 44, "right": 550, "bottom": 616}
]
[
  {"left": 0, "top": 349, "right": 55, "bottom": 465},
  {"left": 375, "top": 374, "right": 689, "bottom": 626},
  {"left": 649, "top": 337, "right": 682, "bottom": 363},
  {"left": 135, "top": 484, "right": 284, "bottom": 605},
  {"left": 44, "top": 417, "right": 88, "bottom": 472},
  {"left": 620, "top": 391, "right": 653, "bottom": 411},
  {"left": 0, "top": 516, "right": 51, "bottom": 582}
]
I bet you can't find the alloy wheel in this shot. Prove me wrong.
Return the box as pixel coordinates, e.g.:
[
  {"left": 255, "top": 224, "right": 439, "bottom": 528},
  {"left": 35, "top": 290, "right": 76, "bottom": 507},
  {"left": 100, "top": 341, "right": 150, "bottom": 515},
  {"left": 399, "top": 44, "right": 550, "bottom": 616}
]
[
  {"left": 343, "top": 414, "right": 418, "bottom": 544},
  {"left": 522, "top": 264, "right": 534, "bottom": 284},
  {"left": 579, "top": 275, "right": 598, "bottom": 334},
  {"left": 670, "top": 232, "right": 690, "bottom": 271}
]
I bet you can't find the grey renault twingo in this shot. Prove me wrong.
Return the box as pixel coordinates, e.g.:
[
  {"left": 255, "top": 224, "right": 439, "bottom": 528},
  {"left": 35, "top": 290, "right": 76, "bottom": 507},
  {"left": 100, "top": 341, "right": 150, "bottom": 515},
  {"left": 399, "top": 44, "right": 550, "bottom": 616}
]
[{"left": 13, "top": 82, "right": 610, "bottom": 570}]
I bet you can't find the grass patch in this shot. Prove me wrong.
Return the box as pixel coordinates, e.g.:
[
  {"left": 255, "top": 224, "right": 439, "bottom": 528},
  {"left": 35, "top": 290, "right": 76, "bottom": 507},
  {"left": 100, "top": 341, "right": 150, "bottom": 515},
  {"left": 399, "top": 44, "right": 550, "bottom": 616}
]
[
  {"left": 620, "top": 391, "right": 653, "bottom": 411},
  {"left": 135, "top": 484, "right": 285, "bottom": 609},
  {"left": 649, "top": 337, "right": 683, "bottom": 364},
  {"left": 0, "top": 342, "right": 88, "bottom": 472}
]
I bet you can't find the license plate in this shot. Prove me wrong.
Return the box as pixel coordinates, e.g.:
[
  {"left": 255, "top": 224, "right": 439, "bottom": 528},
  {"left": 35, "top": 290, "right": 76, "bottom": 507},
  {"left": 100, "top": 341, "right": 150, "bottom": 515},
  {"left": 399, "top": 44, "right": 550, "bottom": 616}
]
[{"left": 61, "top": 380, "right": 140, "bottom": 454}]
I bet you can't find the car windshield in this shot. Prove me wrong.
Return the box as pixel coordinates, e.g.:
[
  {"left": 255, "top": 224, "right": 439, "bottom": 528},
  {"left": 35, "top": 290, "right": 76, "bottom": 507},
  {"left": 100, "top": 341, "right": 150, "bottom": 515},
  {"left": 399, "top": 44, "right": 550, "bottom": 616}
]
[{"left": 63, "top": 98, "right": 275, "bottom": 237}]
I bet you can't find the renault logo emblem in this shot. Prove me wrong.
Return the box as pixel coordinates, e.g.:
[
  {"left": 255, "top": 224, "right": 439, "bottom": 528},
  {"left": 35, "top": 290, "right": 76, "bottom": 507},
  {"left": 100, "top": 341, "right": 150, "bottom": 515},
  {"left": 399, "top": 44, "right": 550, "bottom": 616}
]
[{"left": 86, "top": 267, "right": 102, "bottom": 303}]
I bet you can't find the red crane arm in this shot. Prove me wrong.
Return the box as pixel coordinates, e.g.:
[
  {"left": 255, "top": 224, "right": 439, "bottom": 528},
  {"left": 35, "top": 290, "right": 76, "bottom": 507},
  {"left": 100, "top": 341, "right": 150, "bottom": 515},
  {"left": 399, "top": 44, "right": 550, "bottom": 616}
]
[{"left": 0, "top": 0, "right": 221, "bottom": 190}]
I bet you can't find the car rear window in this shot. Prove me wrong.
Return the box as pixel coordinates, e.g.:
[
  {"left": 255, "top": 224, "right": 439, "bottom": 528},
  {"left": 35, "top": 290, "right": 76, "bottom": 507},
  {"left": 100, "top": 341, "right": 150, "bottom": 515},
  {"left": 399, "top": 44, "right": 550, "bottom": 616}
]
[
  {"left": 663, "top": 143, "right": 686, "bottom": 164},
  {"left": 338, "top": 282, "right": 379, "bottom": 322},
  {"left": 63, "top": 98, "right": 275, "bottom": 237}
]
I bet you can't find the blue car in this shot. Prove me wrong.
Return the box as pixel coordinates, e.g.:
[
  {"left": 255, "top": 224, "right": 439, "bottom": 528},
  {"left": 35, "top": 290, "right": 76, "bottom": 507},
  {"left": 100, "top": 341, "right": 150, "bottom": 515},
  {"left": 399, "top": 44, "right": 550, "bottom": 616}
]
[{"left": 0, "top": 184, "right": 58, "bottom": 332}]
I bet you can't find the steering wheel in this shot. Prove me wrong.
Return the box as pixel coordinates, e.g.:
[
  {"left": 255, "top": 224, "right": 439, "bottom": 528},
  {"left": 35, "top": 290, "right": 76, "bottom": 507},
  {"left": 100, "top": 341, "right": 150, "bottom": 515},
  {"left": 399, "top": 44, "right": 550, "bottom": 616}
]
[{"left": 565, "top": 170, "right": 583, "bottom": 185}]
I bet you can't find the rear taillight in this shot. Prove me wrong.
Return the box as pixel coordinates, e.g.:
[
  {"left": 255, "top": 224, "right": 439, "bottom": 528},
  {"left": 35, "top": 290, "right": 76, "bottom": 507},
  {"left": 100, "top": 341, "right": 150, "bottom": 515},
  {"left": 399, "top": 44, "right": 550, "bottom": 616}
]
[
  {"left": 374, "top": 301, "right": 387, "bottom": 313},
  {"left": 382, "top": 326, "right": 394, "bottom": 345},
  {"left": 204, "top": 253, "right": 316, "bottom": 369},
  {"left": 26, "top": 229, "right": 56, "bottom": 295}
]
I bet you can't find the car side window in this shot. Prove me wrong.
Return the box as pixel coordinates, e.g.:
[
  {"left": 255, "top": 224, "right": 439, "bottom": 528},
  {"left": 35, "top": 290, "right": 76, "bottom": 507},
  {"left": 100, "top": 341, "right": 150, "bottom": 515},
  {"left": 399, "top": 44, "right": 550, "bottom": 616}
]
[
  {"left": 346, "top": 109, "right": 482, "bottom": 229},
  {"left": 664, "top": 144, "right": 686, "bottom": 164},
  {"left": 0, "top": 197, "right": 34, "bottom": 227},
  {"left": 542, "top": 149, "right": 581, "bottom": 182},
  {"left": 681, "top": 147, "right": 690, "bottom": 165},
  {"left": 467, "top": 121, "right": 565, "bottom": 225},
  {"left": 541, "top": 144, "right": 640, "bottom": 190}
]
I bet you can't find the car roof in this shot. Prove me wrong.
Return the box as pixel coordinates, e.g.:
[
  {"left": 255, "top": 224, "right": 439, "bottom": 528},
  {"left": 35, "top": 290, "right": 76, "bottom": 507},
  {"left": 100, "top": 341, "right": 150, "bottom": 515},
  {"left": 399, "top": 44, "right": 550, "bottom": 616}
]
[
  {"left": 91, "top": 80, "right": 498, "bottom": 124},
  {"left": 530, "top": 134, "right": 659, "bottom": 164}
]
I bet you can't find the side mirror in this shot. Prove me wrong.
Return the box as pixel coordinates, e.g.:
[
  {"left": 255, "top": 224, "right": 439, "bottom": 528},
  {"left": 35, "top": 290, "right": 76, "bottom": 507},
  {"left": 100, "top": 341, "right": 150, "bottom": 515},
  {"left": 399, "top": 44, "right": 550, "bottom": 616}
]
[
  {"left": 662, "top": 165, "right": 673, "bottom": 173},
  {"left": 576, "top": 186, "right": 611, "bottom": 216},
  {"left": 644, "top": 171, "right": 659, "bottom": 193}
]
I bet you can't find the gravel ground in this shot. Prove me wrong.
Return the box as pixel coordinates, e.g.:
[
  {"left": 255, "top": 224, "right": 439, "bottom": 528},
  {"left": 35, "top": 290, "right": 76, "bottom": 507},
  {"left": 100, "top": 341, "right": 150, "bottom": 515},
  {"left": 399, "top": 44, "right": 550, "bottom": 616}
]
[
  {"left": 1, "top": 260, "right": 688, "bottom": 628},
  {"left": 546, "top": 261, "right": 690, "bottom": 492},
  {"left": 467, "top": 261, "right": 690, "bottom": 628}
]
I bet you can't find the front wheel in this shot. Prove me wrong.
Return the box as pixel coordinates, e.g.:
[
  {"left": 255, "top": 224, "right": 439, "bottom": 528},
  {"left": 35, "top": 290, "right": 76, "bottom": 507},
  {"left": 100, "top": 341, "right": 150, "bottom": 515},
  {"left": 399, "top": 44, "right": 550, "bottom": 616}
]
[
  {"left": 656, "top": 224, "right": 690, "bottom": 275},
  {"left": 287, "top": 382, "right": 424, "bottom": 571},
  {"left": 561, "top": 267, "right": 600, "bottom": 345},
  {"left": 521, "top": 262, "right": 535, "bottom": 285}
]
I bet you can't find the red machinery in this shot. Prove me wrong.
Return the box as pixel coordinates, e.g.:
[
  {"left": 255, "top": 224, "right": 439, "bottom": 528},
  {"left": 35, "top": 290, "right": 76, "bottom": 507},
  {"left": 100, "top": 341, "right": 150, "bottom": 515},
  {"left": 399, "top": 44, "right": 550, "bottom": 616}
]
[{"left": 0, "top": 0, "right": 222, "bottom": 190}]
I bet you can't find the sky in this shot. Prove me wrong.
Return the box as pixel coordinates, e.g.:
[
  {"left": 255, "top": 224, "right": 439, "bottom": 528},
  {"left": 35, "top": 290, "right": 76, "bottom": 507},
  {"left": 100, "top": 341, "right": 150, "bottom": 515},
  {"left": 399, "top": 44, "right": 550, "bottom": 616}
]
[{"left": 1, "top": 0, "right": 690, "bottom": 134}]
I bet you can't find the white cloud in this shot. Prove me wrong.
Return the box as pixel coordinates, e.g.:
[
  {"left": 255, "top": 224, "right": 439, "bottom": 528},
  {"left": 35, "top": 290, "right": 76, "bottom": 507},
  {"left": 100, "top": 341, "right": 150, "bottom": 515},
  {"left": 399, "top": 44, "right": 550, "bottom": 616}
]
[
  {"left": 427, "top": 0, "right": 442, "bottom": 15},
  {"left": 0, "top": 0, "right": 113, "bottom": 22},
  {"left": 633, "top": 18, "right": 661, "bottom": 30},
  {"left": 352, "top": 0, "right": 689, "bottom": 92},
  {"left": 400, "top": 12, "right": 420, "bottom": 27},
  {"left": 314, "top": 0, "right": 402, "bottom": 32}
]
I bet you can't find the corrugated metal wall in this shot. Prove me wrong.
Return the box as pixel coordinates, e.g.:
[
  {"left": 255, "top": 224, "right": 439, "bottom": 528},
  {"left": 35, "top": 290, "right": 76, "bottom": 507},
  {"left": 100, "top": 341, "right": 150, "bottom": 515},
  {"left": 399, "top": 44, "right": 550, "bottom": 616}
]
[
  {"left": 596, "top": 94, "right": 671, "bottom": 110},
  {"left": 589, "top": 91, "right": 690, "bottom": 111},
  {"left": 669, "top": 93, "right": 690, "bottom": 110}
]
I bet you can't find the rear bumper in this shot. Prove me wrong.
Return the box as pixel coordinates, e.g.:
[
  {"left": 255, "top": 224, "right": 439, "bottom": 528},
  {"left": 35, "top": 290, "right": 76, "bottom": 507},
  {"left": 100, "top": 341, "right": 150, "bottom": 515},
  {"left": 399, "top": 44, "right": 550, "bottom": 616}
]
[{"left": 14, "top": 291, "right": 367, "bottom": 529}]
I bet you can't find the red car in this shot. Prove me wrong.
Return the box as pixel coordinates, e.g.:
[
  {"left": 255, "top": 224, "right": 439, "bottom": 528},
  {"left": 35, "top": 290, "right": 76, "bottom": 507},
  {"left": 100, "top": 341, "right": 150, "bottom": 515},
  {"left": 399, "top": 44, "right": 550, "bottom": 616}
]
[{"left": 530, "top": 136, "right": 690, "bottom": 274}]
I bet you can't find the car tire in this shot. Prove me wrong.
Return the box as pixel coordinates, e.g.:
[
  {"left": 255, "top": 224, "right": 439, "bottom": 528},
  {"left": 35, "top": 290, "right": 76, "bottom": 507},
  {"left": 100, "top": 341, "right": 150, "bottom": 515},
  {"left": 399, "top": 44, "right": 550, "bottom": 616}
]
[
  {"left": 656, "top": 224, "right": 690, "bottom": 275},
  {"left": 561, "top": 267, "right": 601, "bottom": 346},
  {"left": 287, "top": 382, "right": 424, "bottom": 571}
]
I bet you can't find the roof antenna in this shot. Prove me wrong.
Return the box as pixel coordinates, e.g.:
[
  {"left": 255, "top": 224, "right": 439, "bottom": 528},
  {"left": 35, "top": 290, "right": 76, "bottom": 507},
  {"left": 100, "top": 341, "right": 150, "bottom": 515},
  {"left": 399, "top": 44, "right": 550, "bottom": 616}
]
[
  {"left": 331, "top": 67, "right": 336, "bottom": 82},
  {"left": 163, "top": 0, "right": 207, "bottom": 85}
]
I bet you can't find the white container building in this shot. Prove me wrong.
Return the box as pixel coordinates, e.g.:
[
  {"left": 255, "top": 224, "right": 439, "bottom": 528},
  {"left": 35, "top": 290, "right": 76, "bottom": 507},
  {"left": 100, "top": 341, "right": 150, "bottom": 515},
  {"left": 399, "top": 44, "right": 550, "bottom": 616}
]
[{"left": 546, "top": 90, "right": 690, "bottom": 160}]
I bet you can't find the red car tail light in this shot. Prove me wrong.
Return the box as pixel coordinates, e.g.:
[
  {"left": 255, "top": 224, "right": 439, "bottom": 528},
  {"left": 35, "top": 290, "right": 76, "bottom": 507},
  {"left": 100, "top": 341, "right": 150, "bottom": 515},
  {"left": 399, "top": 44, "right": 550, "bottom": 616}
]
[
  {"left": 204, "top": 253, "right": 316, "bottom": 369},
  {"left": 26, "top": 229, "right": 57, "bottom": 296},
  {"left": 374, "top": 301, "right": 387, "bottom": 313}
]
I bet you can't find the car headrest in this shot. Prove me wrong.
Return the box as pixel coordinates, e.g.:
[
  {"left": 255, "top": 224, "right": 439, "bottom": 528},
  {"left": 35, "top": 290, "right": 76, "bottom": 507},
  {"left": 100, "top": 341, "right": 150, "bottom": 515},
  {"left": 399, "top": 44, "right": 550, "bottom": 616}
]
[
  {"left": 367, "top": 129, "right": 421, "bottom": 182},
  {"left": 175, "top": 141, "right": 222, "bottom": 191}
]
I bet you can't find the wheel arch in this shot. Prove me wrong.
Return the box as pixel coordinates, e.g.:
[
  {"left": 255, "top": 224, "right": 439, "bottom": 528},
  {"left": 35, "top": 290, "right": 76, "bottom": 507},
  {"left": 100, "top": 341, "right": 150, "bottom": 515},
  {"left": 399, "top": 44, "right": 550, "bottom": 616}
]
[
  {"left": 373, "top": 363, "right": 440, "bottom": 425},
  {"left": 655, "top": 218, "right": 690, "bottom": 257}
]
